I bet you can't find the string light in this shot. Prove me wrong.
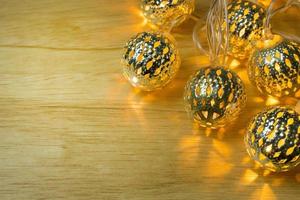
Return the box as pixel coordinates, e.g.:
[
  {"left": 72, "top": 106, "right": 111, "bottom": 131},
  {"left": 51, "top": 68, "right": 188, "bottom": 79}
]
[
  {"left": 121, "top": 0, "right": 300, "bottom": 173},
  {"left": 245, "top": 106, "right": 300, "bottom": 172},
  {"left": 141, "top": 0, "right": 195, "bottom": 29},
  {"left": 122, "top": 32, "right": 180, "bottom": 91}
]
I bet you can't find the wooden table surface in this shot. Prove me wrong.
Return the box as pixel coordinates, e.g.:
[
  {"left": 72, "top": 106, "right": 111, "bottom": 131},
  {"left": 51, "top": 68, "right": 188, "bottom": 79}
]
[{"left": 0, "top": 0, "right": 299, "bottom": 199}]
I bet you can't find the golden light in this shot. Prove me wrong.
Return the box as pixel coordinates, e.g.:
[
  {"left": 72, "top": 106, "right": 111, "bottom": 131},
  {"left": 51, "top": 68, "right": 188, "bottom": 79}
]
[
  {"left": 250, "top": 184, "right": 277, "bottom": 200},
  {"left": 177, "top": 135, "right": 201, "bottom": 168},
  {"left": 295, "top": 90, "right": 300, "bottom": 98},
  {"left": 216, "top": 127, "right": 226, "bottom": 139},
  {"left": 295, "top": 101, "right": 300, "bottom": 113},
  {"left": 237, "top": 69, "right": 250, "bottom": 85},
  {"left": 213, "top": 139, "right": 232, "bottom": 157},
  {"left": 190, "top": 55, "right": 210, "bottom": 67},
  {"left": 263, "top": 169, "right": 272, "bottom": 177},
  {"left": 132, "top": 76, "right": 138, "bottom": 84},
  {"left": 126, "top": 6, "right": 155, "bottom": 32},
  {"left": 241, "top": 169, "right": 258, "bottom": 185},
  {"left": 130, "top": 7, "right": 148, "bottom": 27},
  {"left": 138, "top": 11, "right": 149, "bottom": 27},
  {"left": 205, "top": 151, "right": 233, "bottom": 178},
  {"left": 179, "top": 135, "right": 201, "bottom": 151},
  {"left": 260, "top": 184, "right": 277, "bottom": 200},
  {"left": 253, "top": 96, "right": 265, "bottom": 103},
  {"left": 265, "top": 145, "right": 272, "bottom": 153},
  {"left": 205, "top": 128, "right": 212, "bottom": 137},
  {"left": 256, "top": 34, "right": 283, "bottom": 50},
  {"left": 265, "top": 96, "right": 280, "bottom": 106},
  {"left": 254, "top": 162, "right": 262, "bottom": 170},
  {"left": 228, "top": 58, "right": 241, "bottom": 69},
  {"left": 257, "top": 0, "right": 272, "bottom": 8},
  {"left": 242, "top": 156, "right": 251, "bottom": 164}
]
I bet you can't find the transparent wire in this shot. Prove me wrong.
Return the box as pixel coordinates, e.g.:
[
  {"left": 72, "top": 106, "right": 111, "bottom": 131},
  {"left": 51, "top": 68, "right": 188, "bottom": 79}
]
[
  {"left": 274, "top": 30, "right": 300, "bottom": 42},
  {"left": 260, "top": 0, "right": 300, "bottom": 43},
  {"left": 270, "top": 0, "right": 300, "bottom": 16},
  {"left": 192, "top": 20, "right": 208, "bottom": 55},
  {"left": 193, "top": 0, "right": 228, "bottom": 66},
  {"left": 265, "top": 0, "right": 300, "bottom": 30}
]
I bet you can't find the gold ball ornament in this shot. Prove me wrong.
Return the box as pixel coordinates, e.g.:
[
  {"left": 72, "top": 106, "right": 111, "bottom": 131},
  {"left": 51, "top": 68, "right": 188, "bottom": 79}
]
[
  {"left": 249, "top": 34, "right": 300, "bottom": 98},
  {"left": 122, "top": 32, "right": 180, "bottom": 91},
  {"left": 184, "top": 67, "right": 246, "bottom": 128},
  {"left": 141, "top": 0, "right": 195, "bottom": 28},
  {"left": 245, "top": 106, "right": 300, "bottom": 172},
  {"left": 226, "top": 0, "right": 266, "bottom": 59}
]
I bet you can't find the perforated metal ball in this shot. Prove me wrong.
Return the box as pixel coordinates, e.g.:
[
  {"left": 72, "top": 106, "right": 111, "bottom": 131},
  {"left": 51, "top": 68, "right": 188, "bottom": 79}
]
[
  {"left": 226, "top": 0, "right": 266, "bottom": 59},
  {"left": 184, "top": 66, "right": 246, "bottom": 128},
  {"left": 141, "top": 0, "right": 195, "bottom": 28},
  {"left": 122, "top": 32, "right": 180, "bottom": 91},
  {"left": 249, "top": 35, "right": 300, "bottom": 98},
  {"left": 245, "top": 106, "right": 300, "bottom": 172}
]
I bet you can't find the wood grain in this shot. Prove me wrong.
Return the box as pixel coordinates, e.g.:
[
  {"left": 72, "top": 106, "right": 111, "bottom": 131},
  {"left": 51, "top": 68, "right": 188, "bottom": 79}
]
[{"left": 0, "top": 0, "right": 299, "bottom": 199}]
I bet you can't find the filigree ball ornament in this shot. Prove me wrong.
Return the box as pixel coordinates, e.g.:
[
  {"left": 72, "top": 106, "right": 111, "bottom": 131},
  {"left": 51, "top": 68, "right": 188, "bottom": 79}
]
[
  {"left": 226, "top": 0, "right": 266, "bottom": 59},
  {"left": 141, "top": 0, "right": 195, "bottom": 28},
  {"left": 122, "top": 32, "right": 181, "bottom": 91},
  {"left": 248, "top": 34, "right": 300, "bottom": 98},
  {"left": 184, "top": 67, "right": 247, "bottom": 128},
  {"left": 245, "top": 106, "right": 300, "bottom": 172}
]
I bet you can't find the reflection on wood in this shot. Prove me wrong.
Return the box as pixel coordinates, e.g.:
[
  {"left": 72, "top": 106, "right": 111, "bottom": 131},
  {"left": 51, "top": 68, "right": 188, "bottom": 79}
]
[{"left": 0, "top": 0, "right": 299, "bottom": 199}]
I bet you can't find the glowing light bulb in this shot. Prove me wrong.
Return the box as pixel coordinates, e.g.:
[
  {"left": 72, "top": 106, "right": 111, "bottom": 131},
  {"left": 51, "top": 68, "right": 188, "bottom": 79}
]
[
  {"left": 248, "top": 34, "right": 300, "bottom": 98},
  {"left": 245, "top": 106, "right": 300, "bottom": 172},
  {"left": 122, "top": 32, "right": 180, "bottom": 91},
  {"left": 226, "top": 0, "right": 266, "bottom": 59},
  {"left": 184, "top": 66, "right": 246, "bottom": 128},
  {"left": 141, "top": 0, "right": 195, "bottom": 28}
]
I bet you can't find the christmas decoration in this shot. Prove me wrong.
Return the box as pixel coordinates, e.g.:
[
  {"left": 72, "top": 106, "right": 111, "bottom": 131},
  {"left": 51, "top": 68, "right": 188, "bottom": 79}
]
[
  {"left": 248, "top": 34, "right": 300, "bottom": 97},
  {"left": 122, "top": 32, "right": 180, "bottom": 91},
  {"left": 245, "top": 106, "right": 300, "bottom": 172},
  {"left": 226, "top": 0, "right": 266, "bottom": 59},
  {"left": 120, "top": 0, "right": 300, "bottom": 173},
  {"left": 184, "top": 66, "right": 246, "bottom": 128},
  {"left": 141, "top": 0, "right": 195, "bottom": 28},
  {"left": 184, "top": 0, "right": 247, "bottom": 128}
]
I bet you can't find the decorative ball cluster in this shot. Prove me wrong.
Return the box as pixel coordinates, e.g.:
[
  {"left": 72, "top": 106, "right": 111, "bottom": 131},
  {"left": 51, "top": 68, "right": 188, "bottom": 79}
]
[
  {"left": 226, "top": 0, "right": 266, "bottom": 59},
  {"left": 249, "top": 35, "right": 300, "bottom": 98},
  {"left": 141, "top": 0, "right": 195, "bottom": 28},
  {"left": 245, "top": 106, "right": 300, "bottom": 172},
  {"left": 122, "top": 32, "right": 180, "bottom": 91},
  {"left": 121, "top": 0, "right": 300, "bottom": 172},
  {"left": 184, "top": 67, "right": 246, "bottom": 128}
]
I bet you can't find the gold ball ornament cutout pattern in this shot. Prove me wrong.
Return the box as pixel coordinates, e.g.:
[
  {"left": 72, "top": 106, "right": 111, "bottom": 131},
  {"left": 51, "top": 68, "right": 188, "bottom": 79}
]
[
  {"left": 245, "top": 106, "right": 300, "bottom": 172},
  {"left": 141, "top": 0, "right": 195, "bottom": 28},
  {"left": 249, "top": 34, "right": 300, "bottom": 98},
  {"left": 184, "top": 66, "right": 246, "bottom": 128},
  {"left": 226, "top": 0, "right": 266, "bottom": 59},
  {"left": 122, "top": 32, "right": 180, "bottom": 91}
]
